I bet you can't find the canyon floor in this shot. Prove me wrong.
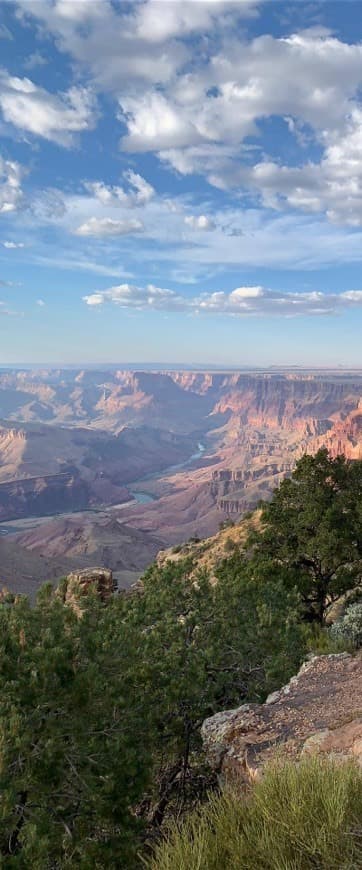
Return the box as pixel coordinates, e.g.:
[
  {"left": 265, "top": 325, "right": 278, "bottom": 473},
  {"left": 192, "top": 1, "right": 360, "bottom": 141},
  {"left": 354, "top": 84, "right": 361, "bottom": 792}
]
[{"left": 1, "top": 367, "right": 362, "bottom": 594}]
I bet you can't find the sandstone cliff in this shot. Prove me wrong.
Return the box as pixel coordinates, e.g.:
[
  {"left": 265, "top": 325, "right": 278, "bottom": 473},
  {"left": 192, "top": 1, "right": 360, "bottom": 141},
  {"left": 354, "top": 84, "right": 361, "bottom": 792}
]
[{"left": 1, "top": 368, "right": 362, "bottom": 547}]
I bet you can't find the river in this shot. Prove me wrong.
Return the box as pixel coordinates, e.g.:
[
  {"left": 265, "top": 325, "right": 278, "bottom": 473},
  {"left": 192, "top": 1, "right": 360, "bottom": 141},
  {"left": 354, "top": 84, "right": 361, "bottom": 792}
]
[
  {"left": 129, "top": 442, "right": 206, "bottom": 503},
  {"left": 0, "top": 442, "right": 207, "bottom": 534}
]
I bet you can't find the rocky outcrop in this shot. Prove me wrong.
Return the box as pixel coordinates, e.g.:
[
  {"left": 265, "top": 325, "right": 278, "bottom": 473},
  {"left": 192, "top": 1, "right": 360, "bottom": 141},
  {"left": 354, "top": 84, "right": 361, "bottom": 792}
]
[
  {"left": 61, "top": 567, "right": 116, "bottom": 614},
  {"left": 202, "top": 653, "right": 362, "bottom": 783}
]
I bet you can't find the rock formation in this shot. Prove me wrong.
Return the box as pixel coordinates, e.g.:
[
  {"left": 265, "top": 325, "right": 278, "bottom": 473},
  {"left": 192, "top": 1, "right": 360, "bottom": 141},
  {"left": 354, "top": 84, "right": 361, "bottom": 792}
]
[
  {"left": 61, "top": 567, "right": 116, "bottom": 614},
  {"left": 2, "top": 367, "right": 362, "bottom": 562},
  {"left": 202, "top": 653, "right": 362, "bottom": 783}
]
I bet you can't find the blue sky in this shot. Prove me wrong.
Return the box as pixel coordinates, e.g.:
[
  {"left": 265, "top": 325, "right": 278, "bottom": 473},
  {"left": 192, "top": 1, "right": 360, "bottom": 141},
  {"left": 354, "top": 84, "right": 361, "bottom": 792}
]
[{"left": 1, "top": 0, "right": 362, "bottom": 365}]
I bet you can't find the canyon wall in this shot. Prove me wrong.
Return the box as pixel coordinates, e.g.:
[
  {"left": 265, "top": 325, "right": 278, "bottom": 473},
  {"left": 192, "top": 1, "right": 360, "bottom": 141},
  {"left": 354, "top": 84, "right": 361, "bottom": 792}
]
[{"left": 0, "top": 369, "right": 361, "bottom": 535}]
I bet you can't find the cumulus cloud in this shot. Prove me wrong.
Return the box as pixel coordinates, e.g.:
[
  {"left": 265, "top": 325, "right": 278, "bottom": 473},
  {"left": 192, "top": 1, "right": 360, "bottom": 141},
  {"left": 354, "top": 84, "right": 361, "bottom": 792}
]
[
  {"left": 121, "top": 92, "right": 200, "bottom": 152},
  {"left": 83, "top": 282, "right": 185, "bottom": 310},
  {"left": 0, "top": 156, "right": 23, "bottom": 214},
  {"left": 83, "top": 282, "right": 362, "bottom": 318},
  {"left": 184, "top": 214, "right": 215, "bottom": 231},
  {"left": 116, "top": 30, "right": 362, "bottom": 227},
  {"left": 15, "top": 0, "right": 188, "bottom": 89},
  {"left": 120, "top": 32, "right": 362, "bottom": 151},
  {"left": 207, "top": 109, "right": 362, "bottom": 225},
  {"left": 75, "top": 217, "right": 144, "bottom": 237},
  {"left": 0, "top": 71, "right": 97, "bottom": 146},
  {"left": 11, "top": 5, "right": 362, "bottom": 238},
  {"left": 36, "top": 298, "right": 46, "bottom": 306},
  {"left": 16, "top": 0, "right": 257, "bottom": 91},
  {"left": 84, "top": 171, "right": 154, "bottom": 208},
  {"left": 134, "top": 0, "right": 258, "bottom": 42}
]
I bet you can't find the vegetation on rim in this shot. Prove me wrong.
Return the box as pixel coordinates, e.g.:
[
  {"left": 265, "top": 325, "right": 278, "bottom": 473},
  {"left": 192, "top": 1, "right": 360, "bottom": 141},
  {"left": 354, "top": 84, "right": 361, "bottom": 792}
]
[{"left": 0, "top": 449, "right": 361, "bottom": 866}]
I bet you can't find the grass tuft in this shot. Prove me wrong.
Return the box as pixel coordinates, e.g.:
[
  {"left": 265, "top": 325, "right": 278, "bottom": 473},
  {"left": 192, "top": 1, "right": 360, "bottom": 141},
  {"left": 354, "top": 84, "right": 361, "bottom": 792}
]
[{"left": 147, "top": 757, "right": 362, "bottom": 869}]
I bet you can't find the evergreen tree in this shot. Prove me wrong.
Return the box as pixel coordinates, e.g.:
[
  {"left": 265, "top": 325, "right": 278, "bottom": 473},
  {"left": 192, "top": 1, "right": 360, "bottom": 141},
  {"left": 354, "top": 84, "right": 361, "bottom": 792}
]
[
  {"left": 254, "top": 449, "right": 362, "bottom": 623},
  {"left": 0, "top": 587, "right": 151, "bottom": 868},
  {"left": 127, "top": 556, "right": 305, "bottom": 825}
]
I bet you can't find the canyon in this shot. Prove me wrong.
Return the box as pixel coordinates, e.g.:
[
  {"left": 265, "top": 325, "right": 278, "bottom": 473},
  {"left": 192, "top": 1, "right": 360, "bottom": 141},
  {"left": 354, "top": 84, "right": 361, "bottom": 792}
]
[{"left": 0, "top": 367, "right": 362, "bottom": 593}]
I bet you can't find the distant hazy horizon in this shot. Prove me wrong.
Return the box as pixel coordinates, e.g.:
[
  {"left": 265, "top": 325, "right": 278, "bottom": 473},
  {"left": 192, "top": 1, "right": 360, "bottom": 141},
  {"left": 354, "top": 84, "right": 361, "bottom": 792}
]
[{"left": 1, "top": 363, "right": 362, "bottom": 374}]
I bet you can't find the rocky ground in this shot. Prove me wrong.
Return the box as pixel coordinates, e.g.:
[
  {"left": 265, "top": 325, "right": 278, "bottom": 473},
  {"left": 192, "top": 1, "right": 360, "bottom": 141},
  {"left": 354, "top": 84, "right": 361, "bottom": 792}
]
[{"left": 202, "top": 652, "right": 362, "bottom": 783}]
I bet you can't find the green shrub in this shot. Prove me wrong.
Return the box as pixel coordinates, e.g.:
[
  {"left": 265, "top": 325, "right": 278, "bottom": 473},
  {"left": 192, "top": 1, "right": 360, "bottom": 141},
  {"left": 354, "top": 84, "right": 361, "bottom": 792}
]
[
  {"left": 330, "top": 602, "right": 362, "bottom": 649},
  {"left": 148, "top": 757, "right": 362, "bottom": 870},
  {"left": 224, "top": 536, "right": 236, "bottom": 552},
  {"left": 171, "top": 544, "right": 183, "bottom": 554}
]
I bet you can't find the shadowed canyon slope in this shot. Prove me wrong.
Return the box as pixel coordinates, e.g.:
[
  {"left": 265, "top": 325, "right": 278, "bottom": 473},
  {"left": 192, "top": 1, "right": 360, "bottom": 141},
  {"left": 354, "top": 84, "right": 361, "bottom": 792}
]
[{"left": 1, "top": 368, "right": 362, "bottom": 590}]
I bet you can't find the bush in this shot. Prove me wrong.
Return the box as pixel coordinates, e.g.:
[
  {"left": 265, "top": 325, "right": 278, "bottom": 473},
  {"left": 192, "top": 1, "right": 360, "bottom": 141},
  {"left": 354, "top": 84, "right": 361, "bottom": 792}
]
[
  {"left": 224, "top": 535, "right": 236, "bottom": 552},
  {"left": 330, "top": 602, "right": 362, "bottom": 649},
  {"left": 148, "top": 757, "right": 362, "bottom": 870}
]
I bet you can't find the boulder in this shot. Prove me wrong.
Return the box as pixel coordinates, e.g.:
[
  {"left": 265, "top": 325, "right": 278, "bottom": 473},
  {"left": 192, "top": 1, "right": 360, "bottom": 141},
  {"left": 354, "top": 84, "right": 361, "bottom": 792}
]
[
  {"left": 63, "top": 567, "right": 116, "bottom": 614},
  {"left": 201, "top": 652, "right": 362, "bottom": 784}
]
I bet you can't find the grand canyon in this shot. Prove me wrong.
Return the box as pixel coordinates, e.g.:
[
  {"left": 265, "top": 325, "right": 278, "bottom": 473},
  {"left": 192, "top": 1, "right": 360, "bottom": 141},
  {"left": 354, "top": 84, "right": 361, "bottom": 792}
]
[{"left": 0, "top": 367, "right": 361, "bottom": 595}]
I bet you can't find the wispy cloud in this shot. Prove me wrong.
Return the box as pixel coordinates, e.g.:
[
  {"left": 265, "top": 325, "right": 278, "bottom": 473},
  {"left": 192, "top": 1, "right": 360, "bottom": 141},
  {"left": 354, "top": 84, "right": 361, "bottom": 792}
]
[
  {"left": 34, "top": 254, "right": 134, "bottom": 279},
  {"left": 0, "top": 155, "right": 23, "bottom": 214},
  {"left": 2, "top": 240, "right": 25, "bottom": 249}
]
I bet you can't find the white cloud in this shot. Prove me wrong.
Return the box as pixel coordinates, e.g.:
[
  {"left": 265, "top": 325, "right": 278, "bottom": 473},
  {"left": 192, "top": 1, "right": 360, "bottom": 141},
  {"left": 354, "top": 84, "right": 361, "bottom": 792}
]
[
  {"left": 36, "top": 298, "right": 46, "bottom": 306},
  {"left": 210, "top": 109, "right": 362, "bottom": 225},
  {"left": 121, "top": 92, "right": 200, "bottom": 152},
  {"left": 74, "top": 217, "right": 144, "bottom": 237},
  {"left": 2, "top": 240, "right": 25, "bottom": 249},
  {"left": 116, "top": 30, "right": 362, "bottom": 227},
  {"left": 0, "top": 71, "right": 97, "bottom": 146},
  {"left": 83, "top": 281, "right": 362, "bottom": 318},
  {"left": 134, "top": 1, "right": 258, "bottom": 42},
  {"left": 0, "top": 156, "right": 23, "bottom": 213},
  {"left": 15, "top": 0, "right": 257, "bottom": 92},
  {"left": 84, "top": 171, "right": 154, "bottom": 208},
  {"left": 184, "top": 214, "right": 215, "bottom": 231},
  {"left": 120, "top": 31, "right": 362, "bottom": 153},
  {"left": 15, "top": 0, "right": 188, "bottom": 89},
  {"left": 83, "top": 282, "right": 185, "bottom": 310}
]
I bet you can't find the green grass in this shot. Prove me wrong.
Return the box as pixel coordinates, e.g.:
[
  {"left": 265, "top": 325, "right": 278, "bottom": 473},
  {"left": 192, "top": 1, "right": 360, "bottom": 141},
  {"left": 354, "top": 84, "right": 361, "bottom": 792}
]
[{"left": 147, "top": 758, "right": 362, "bottom": 869}]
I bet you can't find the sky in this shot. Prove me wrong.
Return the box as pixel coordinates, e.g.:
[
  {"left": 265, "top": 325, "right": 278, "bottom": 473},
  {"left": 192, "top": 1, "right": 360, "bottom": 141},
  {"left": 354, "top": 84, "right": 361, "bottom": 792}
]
[{"left": 1, "top": 0, "right": 362, "bottom": 366}]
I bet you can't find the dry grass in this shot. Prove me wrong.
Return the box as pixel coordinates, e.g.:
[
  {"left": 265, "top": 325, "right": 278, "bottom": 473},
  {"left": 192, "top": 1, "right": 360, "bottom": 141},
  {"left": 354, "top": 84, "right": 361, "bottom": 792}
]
[
  {"left": 147, "top": 757, "right": 362, "bottom": 870},
  {"left": 158, "top": 510, "right": 262, "bottom": 583}
]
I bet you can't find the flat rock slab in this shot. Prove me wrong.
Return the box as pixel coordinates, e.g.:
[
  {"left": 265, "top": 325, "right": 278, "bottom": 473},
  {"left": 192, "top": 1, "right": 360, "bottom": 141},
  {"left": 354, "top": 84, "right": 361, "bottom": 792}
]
[{"left": 201, "top": 653, "right": 362, "bottom": 782}]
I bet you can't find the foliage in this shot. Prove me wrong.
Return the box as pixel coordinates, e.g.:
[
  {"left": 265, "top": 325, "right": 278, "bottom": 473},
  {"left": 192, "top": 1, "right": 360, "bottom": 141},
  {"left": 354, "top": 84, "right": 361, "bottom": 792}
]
[
  {"left": 0, "top": 557, "right": 305, "bottom": 865},
  {"left": 1, "top": 448, "right": 361, "bottom": 863},
  {"left": 0, "top": 588, "right": 152, "bottom": 868},
  {"left": 253, "top": 449, "right": 362, "bottom": 624},
  {"left": 224, "top": 536, "right": 236, "bottom": 552},
  {"left": 127, "top": 556, "right": 305, "bottom": 826},
  {"left": 330, "top": 602, "right": 362, "bottom": 649},
  {"left": 148, "top": 757, "right": 362, "bottom": 870}
]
